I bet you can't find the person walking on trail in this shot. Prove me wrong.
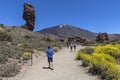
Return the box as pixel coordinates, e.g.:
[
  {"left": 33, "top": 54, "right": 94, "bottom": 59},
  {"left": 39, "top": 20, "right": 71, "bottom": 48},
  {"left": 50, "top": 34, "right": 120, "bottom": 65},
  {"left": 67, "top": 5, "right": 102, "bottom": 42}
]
[
  {"left": 73, "top": 43, "right": 77, "bottom": 51},
  {"left": 70, "top": 43, "right": 73, "bottom": 52},
  {"left": 46, "top": 46, "right": 54, "bottom": 70}
]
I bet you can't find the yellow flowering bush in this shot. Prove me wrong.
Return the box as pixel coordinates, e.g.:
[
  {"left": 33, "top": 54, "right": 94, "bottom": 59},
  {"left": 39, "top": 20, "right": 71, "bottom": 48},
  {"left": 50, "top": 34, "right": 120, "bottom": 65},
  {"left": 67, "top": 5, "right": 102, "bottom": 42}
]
[
  {"left": 76, "top": 44, "right": 120, "bottom": 80},
  {"left": 76, "top": 50, "right": 92, "bottom": 67},
  {"left": 92, "top": 53, "right": 116, "bottom": 64},
  {"left": 22, "top": 52, "right": 31, "bottom": 60},
  {"left": 76, "top": 51, "right": 84, "bottom": 60},
  {"left": 90, "top": 53, "right": 120, "bottom": 79},
  {"left": 106, "top": 63, "right": 120, "bottom": 80},
  {"left": 80, "top": 53, "right": 92, "bottom": 67},
  {"left": 114, "top": 44, "right": 120, "bottom": 49},
  {"left": 95, "top": 44, "right": 120, "bottom": 58}
]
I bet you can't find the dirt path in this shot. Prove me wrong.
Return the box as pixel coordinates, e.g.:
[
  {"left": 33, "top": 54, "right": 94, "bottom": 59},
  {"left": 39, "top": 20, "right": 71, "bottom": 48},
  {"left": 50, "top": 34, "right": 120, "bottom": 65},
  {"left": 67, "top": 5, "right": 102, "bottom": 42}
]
[{"left": 15, "top": 46, "right": 98, "bottom": 80}]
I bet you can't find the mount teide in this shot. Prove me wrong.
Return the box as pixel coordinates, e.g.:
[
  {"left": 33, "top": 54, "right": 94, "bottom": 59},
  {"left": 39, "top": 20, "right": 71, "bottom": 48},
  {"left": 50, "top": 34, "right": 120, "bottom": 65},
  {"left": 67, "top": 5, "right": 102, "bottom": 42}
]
[{"left": 37, "top": 24, "right": 97, "bottom": 41}]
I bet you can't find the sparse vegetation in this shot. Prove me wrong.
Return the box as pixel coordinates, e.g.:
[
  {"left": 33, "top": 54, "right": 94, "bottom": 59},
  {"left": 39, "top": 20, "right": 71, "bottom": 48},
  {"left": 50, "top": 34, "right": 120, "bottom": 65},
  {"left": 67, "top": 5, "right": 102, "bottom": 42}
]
[
  {"left": 45, "top": 37, "right": 52, "bottom": 42},
  {"left": 0, "top": 60, "right": 20, "bottom": 77},
  {"left": 0, "top": 31, "right": 12, "bottom": 41},
  {"left": 0, "top": 26, "right": 64, "bottom": 77}
]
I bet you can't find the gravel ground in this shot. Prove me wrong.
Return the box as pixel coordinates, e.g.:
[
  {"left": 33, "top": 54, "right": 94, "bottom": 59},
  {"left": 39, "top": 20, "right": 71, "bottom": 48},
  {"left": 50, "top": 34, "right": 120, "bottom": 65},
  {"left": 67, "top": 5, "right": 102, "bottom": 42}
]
[{"left": 7, "top": 45, "right": 99, "bottom": 80}]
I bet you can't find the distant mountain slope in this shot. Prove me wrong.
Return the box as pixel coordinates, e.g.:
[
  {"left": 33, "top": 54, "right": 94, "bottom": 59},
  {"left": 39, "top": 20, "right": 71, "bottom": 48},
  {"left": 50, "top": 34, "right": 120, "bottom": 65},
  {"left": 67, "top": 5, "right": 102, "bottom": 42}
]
[
  {"left": 108, "top": 34, "right": 120, "bottom": 40},
  {"left": 37, "top": 24, "right": 97, "bottom": 40}
]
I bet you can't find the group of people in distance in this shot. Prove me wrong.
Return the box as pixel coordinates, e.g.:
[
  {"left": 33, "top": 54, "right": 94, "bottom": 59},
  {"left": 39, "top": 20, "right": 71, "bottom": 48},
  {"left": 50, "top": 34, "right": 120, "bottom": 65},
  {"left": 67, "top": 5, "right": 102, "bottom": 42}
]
[{"left": 70, "top": 43, "right": 77, "bottom": 52}]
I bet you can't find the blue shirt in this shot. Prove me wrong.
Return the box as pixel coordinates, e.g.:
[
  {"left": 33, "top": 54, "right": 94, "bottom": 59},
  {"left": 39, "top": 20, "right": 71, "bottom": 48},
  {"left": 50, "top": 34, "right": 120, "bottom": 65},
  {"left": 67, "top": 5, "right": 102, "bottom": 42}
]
[{"left": 46, "top": 48, "right": 53, "bottom": 58}]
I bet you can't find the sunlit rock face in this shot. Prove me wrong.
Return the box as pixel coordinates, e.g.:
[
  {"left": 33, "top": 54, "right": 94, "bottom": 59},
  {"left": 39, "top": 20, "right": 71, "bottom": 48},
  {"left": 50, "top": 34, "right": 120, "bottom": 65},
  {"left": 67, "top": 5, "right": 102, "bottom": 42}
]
[{"left": 21, "top": 3, "right": 35, "bottom": 31}]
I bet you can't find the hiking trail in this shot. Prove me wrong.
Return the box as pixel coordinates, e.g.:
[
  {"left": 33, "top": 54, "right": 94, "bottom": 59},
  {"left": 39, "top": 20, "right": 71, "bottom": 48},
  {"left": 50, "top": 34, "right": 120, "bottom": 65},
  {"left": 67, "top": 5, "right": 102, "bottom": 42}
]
[{"left": 9, "top": 45, "right": 99, "bottom": 80}]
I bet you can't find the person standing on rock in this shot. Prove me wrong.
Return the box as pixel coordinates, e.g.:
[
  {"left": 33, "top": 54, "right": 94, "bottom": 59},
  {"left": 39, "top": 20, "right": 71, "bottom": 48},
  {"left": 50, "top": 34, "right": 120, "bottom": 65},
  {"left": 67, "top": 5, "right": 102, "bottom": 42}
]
[{"left": 46, "top": 46, "right": 54, "bottom": 70}]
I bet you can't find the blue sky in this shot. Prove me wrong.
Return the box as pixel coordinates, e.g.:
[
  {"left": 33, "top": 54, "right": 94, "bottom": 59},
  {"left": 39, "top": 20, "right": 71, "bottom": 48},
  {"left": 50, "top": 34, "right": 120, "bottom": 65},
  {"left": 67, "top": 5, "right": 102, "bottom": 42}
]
[{"left": 0, "top": 0, "right": 120, "bottom": 33}]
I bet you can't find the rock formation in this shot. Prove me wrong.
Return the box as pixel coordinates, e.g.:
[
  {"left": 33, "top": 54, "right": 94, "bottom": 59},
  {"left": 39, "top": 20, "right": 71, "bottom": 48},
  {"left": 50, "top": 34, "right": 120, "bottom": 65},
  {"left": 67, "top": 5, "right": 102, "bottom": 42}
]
[{"left": 21, "top": 3, "right": 35, "bottom": 31}]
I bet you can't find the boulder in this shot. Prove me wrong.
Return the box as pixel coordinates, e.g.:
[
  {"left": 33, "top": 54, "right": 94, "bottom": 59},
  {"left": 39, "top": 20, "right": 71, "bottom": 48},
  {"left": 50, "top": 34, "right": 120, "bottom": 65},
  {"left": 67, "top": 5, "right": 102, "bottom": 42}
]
[{"left": 21, "top": 3, "right": 35, "bottom": 31}]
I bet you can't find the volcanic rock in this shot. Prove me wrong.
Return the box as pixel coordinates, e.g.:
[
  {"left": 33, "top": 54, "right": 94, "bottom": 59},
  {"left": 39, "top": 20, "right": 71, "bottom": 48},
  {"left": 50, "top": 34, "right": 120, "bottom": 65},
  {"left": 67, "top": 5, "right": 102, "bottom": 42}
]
[{"left": 21, "top": 3, "right": 35, "bottom": 31}]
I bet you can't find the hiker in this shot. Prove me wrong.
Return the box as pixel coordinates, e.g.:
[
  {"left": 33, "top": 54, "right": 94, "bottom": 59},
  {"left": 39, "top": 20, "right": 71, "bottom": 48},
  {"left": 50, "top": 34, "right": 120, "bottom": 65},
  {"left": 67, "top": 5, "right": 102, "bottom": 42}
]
[
  {"left": 70, "top": 43, "right": 73, "bottom": 52},
  {"left": 46, "top": 46, "right": 54, "bottom": 70},
  {"left": 73, "top": 43, "right": 77, "bottom": 51}
]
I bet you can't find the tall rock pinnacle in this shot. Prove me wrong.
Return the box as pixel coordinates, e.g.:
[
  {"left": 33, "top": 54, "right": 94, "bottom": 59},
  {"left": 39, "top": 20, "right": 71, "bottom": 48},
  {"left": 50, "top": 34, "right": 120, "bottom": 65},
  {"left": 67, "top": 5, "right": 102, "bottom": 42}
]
[{"left": 21, "top": 3, "right": 35, "bottom": 31}]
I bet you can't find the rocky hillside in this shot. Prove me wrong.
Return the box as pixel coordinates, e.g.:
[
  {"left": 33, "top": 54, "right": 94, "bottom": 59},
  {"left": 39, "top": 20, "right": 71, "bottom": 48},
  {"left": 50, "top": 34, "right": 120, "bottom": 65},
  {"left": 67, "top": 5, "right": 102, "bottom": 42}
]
[
  {"left": 0, "top": 24, "right": 60, "bottom": 49},
  {"left": 0, "top": 24, "right": 63, "bottom": 77},
  {"left": 108, "top": 34, "right": 120, "bottom": 40},
  {"left": 37, "top": 24, "right": 97, "bottom": 41},
  {"left": 0, "top": 24, "right": 63, "bottom": 58}
]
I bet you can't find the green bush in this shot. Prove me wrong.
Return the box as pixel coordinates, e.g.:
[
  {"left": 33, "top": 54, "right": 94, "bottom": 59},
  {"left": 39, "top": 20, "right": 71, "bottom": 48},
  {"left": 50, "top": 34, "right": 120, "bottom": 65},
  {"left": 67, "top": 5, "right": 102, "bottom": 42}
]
[
  {"left": 0, "top": 31, "right": 12, "bottom": 41},
  {"left": 21, "top": 43, "right": 33, "bottom": 49},
  {"left": 24, "top": 35, "right": 31, "bottom": 38},
  {"left": 0, "top": 61, "right": 20, "bottom": 77},
  {"left": 0, "top": 53, "right": 6, "bottom": 63},
  {"left": 81, "top": 47, "right": 94, "bottom": 54},
  {"left": 45, "top": 37, "right": 52, "bottom": 42}
]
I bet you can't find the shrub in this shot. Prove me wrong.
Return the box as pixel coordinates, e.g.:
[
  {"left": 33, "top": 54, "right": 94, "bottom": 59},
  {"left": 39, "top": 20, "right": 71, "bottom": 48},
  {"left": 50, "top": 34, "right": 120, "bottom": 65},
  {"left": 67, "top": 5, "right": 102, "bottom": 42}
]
[
  {"left": 76, "top": 51, "right": 84, "bottom": 60},
  {"left": 53, "top": 47, "right": 59, "bottom": 53},
  {"left": 45, "top": 37, "right": 52, "bottom": 42},
  {"left": 92, "top": 53, "right": 116, "bottom": 64},
  {"left": 89, "top": 53, "right": 117, "bottom": 76},
  {"left": 80, "top": 53, "right": 92, "bottom": 67},
  {"left": 76, "top": 47, "right": 94, "bottom": 60},
  {"left": 76, "top": 45, "right": 120, "bottom": 80},
  {"left": 21, "top": 44, "right": 33, "bottom": 49},
  {"left": 0, "top": 53, "right": 6, "bottom": 63},
  {"left": 22, "top": 52, "right": 31, "bottom": 60},
  {"left": 94, "top": 44, "right": 120, "bottom": 58},
  {"left": 0, "top": 44, "right": 19, "bottom": 59},
  {"left": 53, "top": 42, "right": 63, "bottom": 49},
  {"left": 24, "top": 35, "right": 31, "bottom": 38},
  {"left": 76, "top": 51, "right": 92, "bottom": 66},
  {"left": 0, "top": 61, "right": 20, "bottom": 77},
  {"left": 105, "top": 63, "right": 120, "bottom": 80},
  {"left": 0, "top": 31, "right": 12, "bottom": 41},
  {"left": 81, "top": 47, "right": 94, "bottom": 54}
]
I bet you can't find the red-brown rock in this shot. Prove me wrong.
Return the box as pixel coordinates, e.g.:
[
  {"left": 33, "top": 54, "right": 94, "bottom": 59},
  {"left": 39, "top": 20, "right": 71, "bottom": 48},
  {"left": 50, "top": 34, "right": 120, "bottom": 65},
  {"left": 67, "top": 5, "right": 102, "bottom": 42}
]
[{"left": 21, "top": 3, "right": 35, "bottom": 31}]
